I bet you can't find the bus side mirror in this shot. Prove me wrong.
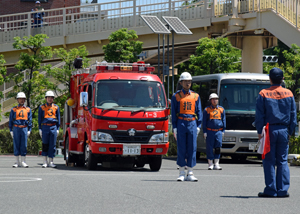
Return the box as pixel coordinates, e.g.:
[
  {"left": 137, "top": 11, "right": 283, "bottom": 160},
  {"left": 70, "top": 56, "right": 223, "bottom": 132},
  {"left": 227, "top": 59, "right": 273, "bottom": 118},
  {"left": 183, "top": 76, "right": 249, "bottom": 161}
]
[
  {"left": 168, "top": 99, "right": 171, "bottom": 106},
  {"left": 80, "top": 92, "right": 88, "bottom": 107}
]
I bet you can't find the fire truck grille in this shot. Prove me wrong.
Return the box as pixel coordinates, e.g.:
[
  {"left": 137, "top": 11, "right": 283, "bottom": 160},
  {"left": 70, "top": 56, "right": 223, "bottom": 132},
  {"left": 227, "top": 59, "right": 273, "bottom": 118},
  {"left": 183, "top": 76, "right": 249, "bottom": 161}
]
[{"left": 112, "top": 131, "right": 153, "bottom": 144}]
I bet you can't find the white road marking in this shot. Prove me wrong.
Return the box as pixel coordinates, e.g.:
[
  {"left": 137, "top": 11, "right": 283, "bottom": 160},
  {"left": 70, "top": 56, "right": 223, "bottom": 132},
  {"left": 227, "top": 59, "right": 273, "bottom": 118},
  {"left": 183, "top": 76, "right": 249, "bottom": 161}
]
[{"left": 0, "top": 177, "right": 42, "bottom": 182}]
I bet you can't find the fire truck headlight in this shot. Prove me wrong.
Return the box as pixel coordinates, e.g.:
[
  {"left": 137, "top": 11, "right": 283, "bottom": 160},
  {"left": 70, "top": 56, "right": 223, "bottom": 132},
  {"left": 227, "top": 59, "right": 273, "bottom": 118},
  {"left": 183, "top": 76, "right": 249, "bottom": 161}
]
[
  {"left": 149, "top": 132, "right": 168, "bottom": 143},
  {"left": 91, "top": 131, "right": 113, "bottom": 142}
]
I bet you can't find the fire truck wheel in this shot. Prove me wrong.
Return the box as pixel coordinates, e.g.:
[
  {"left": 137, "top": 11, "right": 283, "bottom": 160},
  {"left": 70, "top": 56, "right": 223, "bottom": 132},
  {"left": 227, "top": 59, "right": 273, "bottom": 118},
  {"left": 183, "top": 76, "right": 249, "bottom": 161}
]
[
  {"left": 65, "top": 135, "right": 75, "bottom": 166},
  {"left": 149, "top": 156, "right": 162, "bottom": 171},
  {"left": 85, "top": 144, "right": 97, "bottom": 170}
]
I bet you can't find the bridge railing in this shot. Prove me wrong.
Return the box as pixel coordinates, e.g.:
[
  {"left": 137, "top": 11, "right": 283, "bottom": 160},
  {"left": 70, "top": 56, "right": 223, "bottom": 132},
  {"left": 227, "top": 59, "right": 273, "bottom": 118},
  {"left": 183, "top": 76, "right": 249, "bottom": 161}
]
[{"left": 214, "top": 0, "right": 299, "bottom": 28}]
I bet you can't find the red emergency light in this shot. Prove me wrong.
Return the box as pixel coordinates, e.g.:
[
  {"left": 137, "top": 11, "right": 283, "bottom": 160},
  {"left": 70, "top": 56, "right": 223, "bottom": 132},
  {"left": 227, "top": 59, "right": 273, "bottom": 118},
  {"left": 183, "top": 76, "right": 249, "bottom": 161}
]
[{"left": 96, "top": 61, "right": 155, "bottom": 73}]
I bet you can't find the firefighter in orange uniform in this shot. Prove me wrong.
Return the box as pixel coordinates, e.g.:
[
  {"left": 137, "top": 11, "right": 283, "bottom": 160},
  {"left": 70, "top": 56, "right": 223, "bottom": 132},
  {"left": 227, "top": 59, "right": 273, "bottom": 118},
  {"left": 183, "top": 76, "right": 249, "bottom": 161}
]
[
  {"left": 38, "top": 91, "right": 60, "bottom": 168},
  {"left": 255, "top": 68, "right": 297, "bottom": 197},
  {"left": 202, "top": 93, "right": 226, "bottom": 170},
  {"left": 9, "top": 92, "right": 32, "bottom": 168},
  {"left": 171, "top": 72, "right": 202, "bottom": 182}
]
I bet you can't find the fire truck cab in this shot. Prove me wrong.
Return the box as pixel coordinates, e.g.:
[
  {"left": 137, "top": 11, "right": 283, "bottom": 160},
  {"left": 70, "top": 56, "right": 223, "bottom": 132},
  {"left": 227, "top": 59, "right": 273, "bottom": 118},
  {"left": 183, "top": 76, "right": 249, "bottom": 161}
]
[{"left": 62, "top": 61, "right": 170, "bottom": 170}]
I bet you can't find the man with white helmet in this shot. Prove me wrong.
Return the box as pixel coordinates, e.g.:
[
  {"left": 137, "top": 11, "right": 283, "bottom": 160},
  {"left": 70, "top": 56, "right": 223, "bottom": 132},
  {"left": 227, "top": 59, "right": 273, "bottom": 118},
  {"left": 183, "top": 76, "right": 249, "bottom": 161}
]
[
  {"left": 171, "top": 72, "right": 202, "bottom": 181},
  {"left": 9, "top": 92, "right": 32, "bottom": 168},
  {"left": 202, "top": 93, "right": 226, "bottom": 170},
  {"left": 38, "top": 91, "right": 60, "bottom": 168}
]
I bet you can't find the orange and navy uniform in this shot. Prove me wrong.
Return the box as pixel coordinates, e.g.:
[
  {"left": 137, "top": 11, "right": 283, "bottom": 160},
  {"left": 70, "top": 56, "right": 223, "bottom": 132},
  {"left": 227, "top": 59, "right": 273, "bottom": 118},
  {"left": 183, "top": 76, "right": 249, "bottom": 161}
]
[
  {"left": 171, "top": 89, "right": 202, "bottom": 129},
  {"left": 38, "top": 103, "right": 60, "bottom": 130},
  {"left": 9, "top": 105, "right": 32, "bottom": 132},
  {"left": 202, "top": 105, "right": 226, "bottom": 133},
  {"left": 255, "top": 84, "right": 297, "bottom": 197},
  {"left": 171, "top": 89, "right": 202, "bottom": 168},
  {"left": 255, "top": 85, "right": 297, "bottom": 135}
]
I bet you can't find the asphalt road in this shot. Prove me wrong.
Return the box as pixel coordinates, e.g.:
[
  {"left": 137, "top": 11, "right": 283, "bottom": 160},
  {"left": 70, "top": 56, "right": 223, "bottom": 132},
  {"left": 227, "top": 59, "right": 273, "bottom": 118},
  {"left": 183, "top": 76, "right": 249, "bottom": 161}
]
[{"left": 0, "top": 156, "right": 299, "bottom": 214}]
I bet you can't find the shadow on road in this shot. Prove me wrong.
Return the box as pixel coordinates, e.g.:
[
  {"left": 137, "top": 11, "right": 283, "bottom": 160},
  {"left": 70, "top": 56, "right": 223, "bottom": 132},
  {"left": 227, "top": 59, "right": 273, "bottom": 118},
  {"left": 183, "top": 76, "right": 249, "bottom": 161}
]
[{"left": 220, "top": 196, "right": 258, "bottom": 199}]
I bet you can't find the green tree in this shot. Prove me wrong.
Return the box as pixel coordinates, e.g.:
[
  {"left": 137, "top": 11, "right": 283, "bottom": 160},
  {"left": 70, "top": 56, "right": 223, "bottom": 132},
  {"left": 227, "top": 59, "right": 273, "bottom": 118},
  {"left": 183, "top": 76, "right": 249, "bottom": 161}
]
[
  {"left": 281, "top": 44, "right": 300, "bottom": 96},
  {"left": 7, "top": 34, "right": 53, "bottom": 118},
  {"left": 47, "top": 45, "right": 90, "bottom": 113},
  {"left": 0, "top": 55, "right": 7, "bottom": 121},
  {"left": 103, "top": 28, "right": 143, "bottom": 63},
  {"left": 189, "top": 37, "right": 241, "bottom": 75}
]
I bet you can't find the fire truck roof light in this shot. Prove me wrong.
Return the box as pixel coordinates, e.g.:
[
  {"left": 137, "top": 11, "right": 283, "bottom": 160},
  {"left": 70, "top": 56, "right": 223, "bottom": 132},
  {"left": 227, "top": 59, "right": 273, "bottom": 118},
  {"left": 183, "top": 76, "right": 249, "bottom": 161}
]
[{"left": 96, "top": 62, "right": 154, "bottom": 74}]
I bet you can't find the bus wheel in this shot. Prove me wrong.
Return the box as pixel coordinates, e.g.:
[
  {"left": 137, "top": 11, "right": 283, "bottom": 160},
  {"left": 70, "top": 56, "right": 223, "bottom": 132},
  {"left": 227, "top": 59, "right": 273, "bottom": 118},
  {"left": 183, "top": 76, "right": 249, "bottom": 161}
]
[
  {"left": 231, "top": 155, "right": 247, "bottom": 161},
  {"left": 85, "top": 144, "right": 97, "bottom": 170},
  {"left": 65, "top": 135, "right": 75, "bottom": 166},
  {"left": 196, "top": 151, "right": 201, "bottom": 160},
  {"left": 149, "top": 156, "right": 162, "bottom": 171}
]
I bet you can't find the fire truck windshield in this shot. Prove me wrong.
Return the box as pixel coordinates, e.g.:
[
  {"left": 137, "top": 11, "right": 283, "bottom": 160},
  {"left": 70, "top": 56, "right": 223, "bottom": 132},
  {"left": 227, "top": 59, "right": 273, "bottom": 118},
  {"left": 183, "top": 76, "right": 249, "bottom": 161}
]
[{"left": 95, "top": 80, "right": 166, "bottom": 110}]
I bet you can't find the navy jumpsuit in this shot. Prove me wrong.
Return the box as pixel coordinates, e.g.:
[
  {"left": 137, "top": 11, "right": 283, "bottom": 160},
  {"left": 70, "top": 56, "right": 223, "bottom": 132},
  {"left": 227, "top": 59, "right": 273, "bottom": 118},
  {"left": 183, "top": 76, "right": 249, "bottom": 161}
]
[
  {"left": 171, "top": 89, "right": 202, "bottom": 168},
  {"left": 255, "top": 84, "right": 297, "bottom": 197}
]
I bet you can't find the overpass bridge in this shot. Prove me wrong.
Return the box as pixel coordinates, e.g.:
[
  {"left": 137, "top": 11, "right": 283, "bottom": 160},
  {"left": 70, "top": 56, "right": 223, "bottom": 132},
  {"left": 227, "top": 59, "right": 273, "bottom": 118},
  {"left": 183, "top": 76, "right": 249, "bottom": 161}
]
[
  {"left": 0, "top": 0, "right": 299, "bottom": 69},
  {"left": 0, "top": 0, "right": 300, "bottom": 125}
]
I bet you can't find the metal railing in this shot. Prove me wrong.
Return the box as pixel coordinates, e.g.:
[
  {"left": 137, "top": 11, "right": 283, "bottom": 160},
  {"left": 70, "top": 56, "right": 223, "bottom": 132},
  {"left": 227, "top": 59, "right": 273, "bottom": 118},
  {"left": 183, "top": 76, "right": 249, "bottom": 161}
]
[
  {"left": 0, "top": 61, "right": 65, "bottom": 112},
  {"left": 214, "top": 0, "right": 300, "bottom": 29}
]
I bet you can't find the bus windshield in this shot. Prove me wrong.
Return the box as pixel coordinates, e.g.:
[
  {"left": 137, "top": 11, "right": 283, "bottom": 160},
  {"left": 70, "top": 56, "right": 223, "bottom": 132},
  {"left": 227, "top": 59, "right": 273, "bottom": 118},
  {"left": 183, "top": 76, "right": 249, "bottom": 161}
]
[
  {"left": 219, "top": 83, "right": 270, "bottom": 113},
  {"left": 95, "top": 80, "right": 166, "bottom": 110}
]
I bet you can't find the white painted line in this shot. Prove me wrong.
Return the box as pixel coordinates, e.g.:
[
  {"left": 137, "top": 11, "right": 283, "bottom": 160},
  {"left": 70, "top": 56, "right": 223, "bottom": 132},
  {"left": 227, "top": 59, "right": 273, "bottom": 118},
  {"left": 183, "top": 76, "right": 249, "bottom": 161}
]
[{"left": 0, "top": 177, "right": 42, "bottom": 182}]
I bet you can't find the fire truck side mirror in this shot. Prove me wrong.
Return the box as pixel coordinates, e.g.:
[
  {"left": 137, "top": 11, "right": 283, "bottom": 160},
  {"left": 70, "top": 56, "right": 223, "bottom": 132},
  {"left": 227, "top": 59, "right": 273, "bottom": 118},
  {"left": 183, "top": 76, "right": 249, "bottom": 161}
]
[{"left": 80, "top": 92, "right": 88, "bottom": 107}]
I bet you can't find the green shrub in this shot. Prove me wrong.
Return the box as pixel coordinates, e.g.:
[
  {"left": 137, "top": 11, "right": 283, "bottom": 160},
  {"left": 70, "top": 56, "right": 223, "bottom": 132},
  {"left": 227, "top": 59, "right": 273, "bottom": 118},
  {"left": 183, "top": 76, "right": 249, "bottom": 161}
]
[
  {"left": 0, "top": 128, "right": 63, "bottom": 155},
  {"left": 289, "top": 136, "right": 300, "bottom": 154},
  {"left": 166, "top": 132, "right": 177, "bottom": 157}
]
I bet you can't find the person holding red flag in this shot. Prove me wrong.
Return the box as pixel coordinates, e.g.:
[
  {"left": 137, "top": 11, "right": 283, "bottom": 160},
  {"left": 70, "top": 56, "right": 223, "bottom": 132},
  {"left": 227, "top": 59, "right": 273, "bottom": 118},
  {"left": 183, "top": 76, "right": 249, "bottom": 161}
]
[{"left": 255, "top": 67, "right": 297, "bottom": 198}]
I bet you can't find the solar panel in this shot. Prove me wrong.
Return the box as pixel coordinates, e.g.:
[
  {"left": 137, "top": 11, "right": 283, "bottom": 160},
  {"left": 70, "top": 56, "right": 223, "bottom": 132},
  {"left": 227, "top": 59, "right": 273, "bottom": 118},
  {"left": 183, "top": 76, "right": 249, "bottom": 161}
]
[
  {"left": 162, "top": 16, "right": 192, "bottom": 35},
  {"left": 140, "top": 15, "right": 171, "bottom": 34}
]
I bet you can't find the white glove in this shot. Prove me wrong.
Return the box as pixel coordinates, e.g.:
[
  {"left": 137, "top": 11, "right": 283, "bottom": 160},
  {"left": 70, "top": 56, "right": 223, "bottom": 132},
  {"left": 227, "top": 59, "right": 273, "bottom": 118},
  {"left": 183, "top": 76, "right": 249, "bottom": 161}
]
[
  {"left": 203, "top": 133, "right": 207, "bottom": 139},
  {"left": 57, "top": 130, "right": 59, "bottom": 135},
  {"left": 39, "top": 129, "right": 42, "bottom": 138},
  {"left": 173, "top": 128, "right": 177, "bottom": 140},
  {"left": 222, "top": 132, "right": 225, "bottom": 137},
  {"left": 27, "top": 131, "right": 31, "bottom": 137},
  {"left": 197, "top": 127, "right": 200, "bottom": 136},
  {"left": 10, "top": 131, "right": 13, "bottom": 138}
]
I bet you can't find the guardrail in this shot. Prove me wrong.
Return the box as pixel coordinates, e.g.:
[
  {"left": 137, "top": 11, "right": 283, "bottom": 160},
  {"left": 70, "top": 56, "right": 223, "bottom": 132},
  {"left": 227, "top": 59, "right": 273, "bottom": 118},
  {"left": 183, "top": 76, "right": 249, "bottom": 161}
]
[
  {"left": 0, "top": 0, "right": 299, "bottom": 45},
  {"left": 0, "top": 61, "right": 65, "bottom": 112}
]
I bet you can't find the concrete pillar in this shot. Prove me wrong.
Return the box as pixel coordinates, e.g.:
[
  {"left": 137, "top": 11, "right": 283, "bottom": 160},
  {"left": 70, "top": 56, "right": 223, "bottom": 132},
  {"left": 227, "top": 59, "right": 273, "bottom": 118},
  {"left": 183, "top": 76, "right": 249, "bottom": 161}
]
[{"left": 242, "top": 36, "right": 263, "bottom": 73}]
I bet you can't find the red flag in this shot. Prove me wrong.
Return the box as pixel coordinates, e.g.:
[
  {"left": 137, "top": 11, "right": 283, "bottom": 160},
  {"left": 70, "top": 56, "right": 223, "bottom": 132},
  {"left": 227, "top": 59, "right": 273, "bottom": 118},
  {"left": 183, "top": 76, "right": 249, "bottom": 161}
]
[{"left": 262, "top": 123, "right": 270, "bottom": 159}]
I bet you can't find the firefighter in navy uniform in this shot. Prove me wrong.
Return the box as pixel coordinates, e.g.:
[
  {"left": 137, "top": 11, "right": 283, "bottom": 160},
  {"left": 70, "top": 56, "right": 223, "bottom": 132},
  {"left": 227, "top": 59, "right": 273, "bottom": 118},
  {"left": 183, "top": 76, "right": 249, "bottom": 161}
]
[
  {"left": 202, "top": 93, "right": 226, "bottom": 170},
  {"left": 255, "top": 67, "right": 297, "bottom": 197},
  {"left": 38, "top": 91, "right": 60, "bottom": 168},
  {"left": 171, "top": 72, "right": 202, "bottom": 182},
  {"left": 9, "top": 92, "right": 32, "bottom": 168}
]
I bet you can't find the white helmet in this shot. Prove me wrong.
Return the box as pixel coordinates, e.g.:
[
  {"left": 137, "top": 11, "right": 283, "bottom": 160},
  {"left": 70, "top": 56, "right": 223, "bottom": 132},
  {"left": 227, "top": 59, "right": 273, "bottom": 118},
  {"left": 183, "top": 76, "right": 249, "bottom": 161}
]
[
  {"left": 179, "top": 72, "right": 192, "bottom": 81},
  {"left": 45, "top": 91, "right": 55, "bottom": 98},
  {"left": 209, "top": 93, "right": 219, "bottom": 100},
  {"left": 16, "top": 92, "right": 26, "bottom": 99}
]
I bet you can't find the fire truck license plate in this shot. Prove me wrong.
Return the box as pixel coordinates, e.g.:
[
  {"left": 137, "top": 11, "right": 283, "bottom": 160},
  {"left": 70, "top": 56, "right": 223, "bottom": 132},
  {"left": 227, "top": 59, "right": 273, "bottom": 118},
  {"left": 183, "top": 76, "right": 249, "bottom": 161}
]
[{"left": 123, "top": 145, "right": 141, "bottom": 155}]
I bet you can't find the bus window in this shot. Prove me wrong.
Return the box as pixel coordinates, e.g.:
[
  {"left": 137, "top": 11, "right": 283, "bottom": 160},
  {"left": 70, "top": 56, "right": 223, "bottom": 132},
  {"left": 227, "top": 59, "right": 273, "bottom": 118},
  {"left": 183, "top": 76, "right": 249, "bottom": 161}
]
[{"left": 199, "top": 80, "right": 218, "bottom": 109}]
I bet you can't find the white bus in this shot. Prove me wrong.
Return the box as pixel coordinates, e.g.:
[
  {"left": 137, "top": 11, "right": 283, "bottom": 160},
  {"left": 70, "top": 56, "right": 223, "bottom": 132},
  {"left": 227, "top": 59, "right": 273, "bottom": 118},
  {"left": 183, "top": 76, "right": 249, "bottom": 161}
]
[{"left": 190, "top": 73, "right": 271, "bottom": 160}]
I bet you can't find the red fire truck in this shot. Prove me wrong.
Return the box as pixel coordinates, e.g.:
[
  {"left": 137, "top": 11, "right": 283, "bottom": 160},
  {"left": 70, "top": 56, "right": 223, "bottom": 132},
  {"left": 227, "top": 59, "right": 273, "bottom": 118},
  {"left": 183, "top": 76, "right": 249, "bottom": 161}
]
[{"left": 61, "top": 61, "right": 170, "bottom": 171}]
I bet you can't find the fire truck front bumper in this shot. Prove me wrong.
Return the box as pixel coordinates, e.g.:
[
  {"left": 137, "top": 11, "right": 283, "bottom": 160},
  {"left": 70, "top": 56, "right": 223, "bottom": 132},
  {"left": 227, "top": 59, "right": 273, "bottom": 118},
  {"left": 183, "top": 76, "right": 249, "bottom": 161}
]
[{"left": 89, "top": 142, "right": 169, "bottom": 156}]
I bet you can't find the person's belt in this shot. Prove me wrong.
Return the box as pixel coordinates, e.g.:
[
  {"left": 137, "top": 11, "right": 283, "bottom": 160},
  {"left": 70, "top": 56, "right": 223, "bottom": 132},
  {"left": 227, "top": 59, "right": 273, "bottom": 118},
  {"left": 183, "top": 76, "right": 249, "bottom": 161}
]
[
  {"left": 270, "top": 123, "right": 287, "bottom": 126},
  {"left": 42, "top": 123, "right": 56, "bottom": 126},
  {"left": 14, "top": 124, "right": 27, "bottom": 128},
  {"left": 178, "top": 117, "right": 196, "bottom": 121},
  {"left": 207, "top": 128, "right": 223, "bottom": 131}
]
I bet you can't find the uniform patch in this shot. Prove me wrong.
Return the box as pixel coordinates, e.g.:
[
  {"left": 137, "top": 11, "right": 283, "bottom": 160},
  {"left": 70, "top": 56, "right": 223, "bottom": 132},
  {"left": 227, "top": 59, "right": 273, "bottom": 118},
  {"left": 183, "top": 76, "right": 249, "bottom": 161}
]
[
  {"left": 41, "top": 104, "right": 58, "bottom": 119},
  {"left": 175, "top": 91, "right": 199, "bottom": 115},
  {"left": 205, "top": 107, "right": 223, "bottom": 120}
]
